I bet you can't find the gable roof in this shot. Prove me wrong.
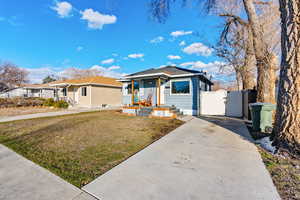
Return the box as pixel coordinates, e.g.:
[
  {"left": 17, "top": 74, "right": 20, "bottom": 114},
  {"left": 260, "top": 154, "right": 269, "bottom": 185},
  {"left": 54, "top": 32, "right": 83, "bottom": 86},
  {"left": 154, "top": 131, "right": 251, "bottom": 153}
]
[
  {"left": 124, "top": 66, "right": 213, "bottom": 85},
  {"left": 50, "top": 76, "right": 122, "bottom": 88}
]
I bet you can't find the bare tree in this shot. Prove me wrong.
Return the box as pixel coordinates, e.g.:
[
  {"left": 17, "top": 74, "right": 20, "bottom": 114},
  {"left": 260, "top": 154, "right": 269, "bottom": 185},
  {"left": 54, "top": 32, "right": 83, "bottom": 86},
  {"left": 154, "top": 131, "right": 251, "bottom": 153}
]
[
  {"left": 0, "top": 62, "right": 29, "bottom": 89},
  {"left": 150, "top": 0, "right": 279, "bottom": 103},
  {"left": 273, "top": 0, "right": 300, "bottom": 156},
  {"left": 60, "top": 67, "right": 103, "bottom": 79},
  {"left": 215, "top": 16, "right": 255, "bottom": 90}
]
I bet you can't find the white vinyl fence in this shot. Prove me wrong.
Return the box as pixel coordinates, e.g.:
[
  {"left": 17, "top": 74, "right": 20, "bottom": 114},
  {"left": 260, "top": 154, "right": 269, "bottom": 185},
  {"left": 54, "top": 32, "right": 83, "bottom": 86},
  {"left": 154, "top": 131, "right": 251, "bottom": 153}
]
[{"left": 200, "top": 90, "right": 243, "bottom": 117}]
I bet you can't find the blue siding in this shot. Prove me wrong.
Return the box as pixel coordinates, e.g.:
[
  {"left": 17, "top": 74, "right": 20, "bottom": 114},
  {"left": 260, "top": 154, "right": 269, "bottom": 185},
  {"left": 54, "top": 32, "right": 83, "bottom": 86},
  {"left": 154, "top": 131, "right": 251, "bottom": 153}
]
[{"left": 164, "top": 78, "right": 193, "bottom": 111}]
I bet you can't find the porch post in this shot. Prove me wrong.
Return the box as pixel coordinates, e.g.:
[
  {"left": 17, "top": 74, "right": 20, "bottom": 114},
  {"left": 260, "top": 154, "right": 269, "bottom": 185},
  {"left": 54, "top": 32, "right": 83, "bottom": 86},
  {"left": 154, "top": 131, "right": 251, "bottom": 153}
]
[
  {"left": 131, "top": 79, "right": 134, "bottom": 105},
  {"left": 157, "top": 77, "right": 161, "bottom": 106}
]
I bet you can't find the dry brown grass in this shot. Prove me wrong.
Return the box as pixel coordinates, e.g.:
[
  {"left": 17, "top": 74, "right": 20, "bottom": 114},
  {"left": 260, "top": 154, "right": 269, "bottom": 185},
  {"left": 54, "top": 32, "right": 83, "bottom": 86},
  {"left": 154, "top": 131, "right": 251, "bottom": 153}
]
[
  {"left": 259, "top": 148, "right": 300, "bottom": 200},
  {"left": 0, "top": 106, "right": 61, "bottom": 118},
  {"left": 0, "top": 110, "right": 183, "bottom": 187}
]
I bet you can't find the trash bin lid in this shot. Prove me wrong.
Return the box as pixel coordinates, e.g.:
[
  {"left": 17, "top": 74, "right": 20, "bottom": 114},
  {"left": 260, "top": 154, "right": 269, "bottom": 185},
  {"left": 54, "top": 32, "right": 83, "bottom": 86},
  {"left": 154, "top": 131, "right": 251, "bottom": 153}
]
[{"left": 249, "top": 102, "right": 276, "bottom": 110}]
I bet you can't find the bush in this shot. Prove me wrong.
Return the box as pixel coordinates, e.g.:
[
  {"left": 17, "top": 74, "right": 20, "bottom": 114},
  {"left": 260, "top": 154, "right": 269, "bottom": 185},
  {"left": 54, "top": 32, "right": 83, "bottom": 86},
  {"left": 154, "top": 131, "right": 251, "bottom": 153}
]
[
  {"left": 43, "top": 98, "right": 55, "bottom": 107},
  {"left": 0, "top": 97, "right": 45, "bottom": 108},
  {"left": 53, "top": 100, "right": 68, "bottom": 109}
]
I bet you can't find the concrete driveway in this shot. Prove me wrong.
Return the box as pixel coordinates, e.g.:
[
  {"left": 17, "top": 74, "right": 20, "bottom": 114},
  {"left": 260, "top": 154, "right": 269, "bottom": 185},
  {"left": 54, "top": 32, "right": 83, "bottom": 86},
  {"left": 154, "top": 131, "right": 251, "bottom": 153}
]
[{"left": 83, "top": 117, "right": 280, "bottom": 200}]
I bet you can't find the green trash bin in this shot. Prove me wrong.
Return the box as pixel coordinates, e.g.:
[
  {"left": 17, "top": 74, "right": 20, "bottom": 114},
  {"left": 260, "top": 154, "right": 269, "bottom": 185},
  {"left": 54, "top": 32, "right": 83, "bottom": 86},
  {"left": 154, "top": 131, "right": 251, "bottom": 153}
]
[{"left": 249, "top": 103, "right": 276, "bottom": 132}]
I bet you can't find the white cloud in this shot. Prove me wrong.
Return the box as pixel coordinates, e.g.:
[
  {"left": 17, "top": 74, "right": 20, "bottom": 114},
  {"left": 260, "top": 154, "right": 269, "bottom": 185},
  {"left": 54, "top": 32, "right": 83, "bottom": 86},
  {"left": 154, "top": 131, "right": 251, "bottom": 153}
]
[
  {"left": 112, "top": 53, "right": 118, "bottom": 57},
  {"left": 80, "top": 9, "right": 117, "bottom": 30},
  {"left": 182, "top": 42, "right": 213, "bottom": 56},
  {"left": 76, "top": 46, "right": 83, "bottom": 51},
  {"left": 170, "top": 30, "right": 193, "bottom": 37},
  {"left": 52, "top": 1, "right": 73, "bottom": 18},
  {"left": 167, "top": 55, "right": 182, "bottom": 60},
  {"left": 179, "top": 41, "right": 186, "bottom": 46},
  {"left": 128, "top": 53, "right": 144, "bottom": 59},
  {"left": 179, "top": 61, "right": 233, "bottom": 78},
  {"left": 89, "top": 65, "right": 125, "bottom": 78},
  {"left": 150, "top": 36, "right": 164, "bottom": 43},
  {"left": 101, "top": 58, "right": 115, "bottom": 64},
  {"left": 108, "top": 65, "right": 120, "bottom": 70}
]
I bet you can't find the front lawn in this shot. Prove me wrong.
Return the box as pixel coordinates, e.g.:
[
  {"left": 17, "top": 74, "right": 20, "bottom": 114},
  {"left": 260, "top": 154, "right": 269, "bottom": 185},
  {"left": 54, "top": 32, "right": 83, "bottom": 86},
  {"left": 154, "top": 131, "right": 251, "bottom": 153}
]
[{"left": 0, "top": 110, "right": 183, "bottom": 187}]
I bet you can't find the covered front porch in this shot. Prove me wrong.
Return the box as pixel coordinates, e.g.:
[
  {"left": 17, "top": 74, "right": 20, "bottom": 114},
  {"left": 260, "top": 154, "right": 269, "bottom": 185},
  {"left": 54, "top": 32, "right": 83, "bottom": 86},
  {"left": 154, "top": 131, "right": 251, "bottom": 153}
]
[{"left": 123, "top": 76, "right": 167, "bottom": 107}]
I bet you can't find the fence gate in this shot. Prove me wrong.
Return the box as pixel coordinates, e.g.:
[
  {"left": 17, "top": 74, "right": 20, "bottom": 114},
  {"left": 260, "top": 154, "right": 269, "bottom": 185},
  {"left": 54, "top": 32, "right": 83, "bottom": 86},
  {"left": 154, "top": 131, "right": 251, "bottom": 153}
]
[
  {"left": 225, "top": 91, "right": 243, "bottom": 117},
  {"left": 200, "top": 90, "right": 243, "bottom": 117},
  {"left": 200, "top": 90, "right": 227, "bottom": 115}
]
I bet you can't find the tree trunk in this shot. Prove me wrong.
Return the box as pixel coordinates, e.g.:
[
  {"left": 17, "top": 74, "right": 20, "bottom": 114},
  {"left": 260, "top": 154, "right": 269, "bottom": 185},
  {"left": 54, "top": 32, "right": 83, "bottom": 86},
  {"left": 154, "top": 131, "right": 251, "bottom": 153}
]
[
  {"left": 269, "top": 54, "right": 278, "bottom": 105},
  {"left": 243, "top": 0, "right": 271, "bottom": 102},
  {"left": 242, "top": 31, "right": 256, "bottom": 90},
  {"left": 242, "top": 69, "right": 255, "bottom": 90},
  {"left": 273, "top": 0, "right": 300, "bottom": 155},
  {"left": 236, "top": 70, "right": 242, "bottom": 91}
]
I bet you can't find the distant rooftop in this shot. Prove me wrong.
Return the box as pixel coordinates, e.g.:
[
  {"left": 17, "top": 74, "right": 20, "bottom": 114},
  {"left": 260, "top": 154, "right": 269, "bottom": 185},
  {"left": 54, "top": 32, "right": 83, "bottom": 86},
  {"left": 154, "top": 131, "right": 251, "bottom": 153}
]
[{"left": 50, "top": 76, "right": 122, "bottom": 87}]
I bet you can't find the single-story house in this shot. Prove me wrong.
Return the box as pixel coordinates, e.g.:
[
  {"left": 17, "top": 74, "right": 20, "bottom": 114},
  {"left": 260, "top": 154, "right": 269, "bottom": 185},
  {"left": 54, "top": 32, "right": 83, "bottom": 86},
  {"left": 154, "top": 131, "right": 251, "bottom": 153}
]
[
  {"left": 50, "top": 76, "right": 122, "bottom": 108},
  {"left": 0, "top": 84, "right": 56, "bottom": 99},
  {"left": 119, "top": 66, "right": 214, "bottom": 116}
]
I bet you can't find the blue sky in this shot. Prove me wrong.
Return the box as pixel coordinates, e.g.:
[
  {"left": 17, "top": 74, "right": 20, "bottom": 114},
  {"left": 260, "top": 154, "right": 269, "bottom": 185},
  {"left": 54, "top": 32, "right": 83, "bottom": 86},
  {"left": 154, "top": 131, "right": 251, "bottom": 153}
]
[{"left": 0, "top": 0, "right": 232, "bottom": 83}]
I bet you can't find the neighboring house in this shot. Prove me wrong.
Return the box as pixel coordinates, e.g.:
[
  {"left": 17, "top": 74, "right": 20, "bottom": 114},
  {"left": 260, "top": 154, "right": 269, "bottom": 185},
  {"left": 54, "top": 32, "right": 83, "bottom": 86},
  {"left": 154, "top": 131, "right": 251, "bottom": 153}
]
[
  {"left": 0, "top": 84, "right": 56, "bottom": 98},
  {"left": 50, "top": 76, "right": 122, "bottom": 108},
  {"left": 119, "top": 66, "right": 214, "bottom": 115}
]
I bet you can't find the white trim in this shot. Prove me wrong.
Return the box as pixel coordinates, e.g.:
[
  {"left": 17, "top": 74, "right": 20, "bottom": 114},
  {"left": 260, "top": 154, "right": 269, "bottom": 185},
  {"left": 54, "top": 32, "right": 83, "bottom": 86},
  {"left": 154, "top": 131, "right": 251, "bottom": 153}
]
[{"left": 170, "top": 78, "right": 192, "bottom": 96}]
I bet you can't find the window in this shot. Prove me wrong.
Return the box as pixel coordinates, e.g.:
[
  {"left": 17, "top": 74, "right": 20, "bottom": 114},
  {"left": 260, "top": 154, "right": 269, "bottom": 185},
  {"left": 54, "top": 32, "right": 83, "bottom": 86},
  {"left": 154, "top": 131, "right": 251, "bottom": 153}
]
[
  {"left": 127, "top": 82, "right": 139, "bottom": 94},
  {"left": 81, "top": 87, "right": 87, "bottom": 96},
  {"left": 62, "top": 88, "right": 67, "bottom": 96},
  {"left": 171, "top": 80, "right": 190, "bottom": 94}
]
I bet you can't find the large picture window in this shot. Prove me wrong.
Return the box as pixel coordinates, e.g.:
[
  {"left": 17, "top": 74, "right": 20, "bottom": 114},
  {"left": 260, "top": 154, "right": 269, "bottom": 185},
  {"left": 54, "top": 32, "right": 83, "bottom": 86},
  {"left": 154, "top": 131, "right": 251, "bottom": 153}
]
[
  {"left": 171, "top": 80, "right": 190, "bottom": 94},
  {"left": 81, "top": 87, "right": 87, "bottom": 96}
]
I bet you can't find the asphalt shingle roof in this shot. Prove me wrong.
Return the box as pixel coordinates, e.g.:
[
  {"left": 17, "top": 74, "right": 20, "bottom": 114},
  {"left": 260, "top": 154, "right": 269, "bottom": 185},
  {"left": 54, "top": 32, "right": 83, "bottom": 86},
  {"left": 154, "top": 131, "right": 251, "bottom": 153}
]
[{"left": 126, "top": 66, "right": 213, "bottom": 85}]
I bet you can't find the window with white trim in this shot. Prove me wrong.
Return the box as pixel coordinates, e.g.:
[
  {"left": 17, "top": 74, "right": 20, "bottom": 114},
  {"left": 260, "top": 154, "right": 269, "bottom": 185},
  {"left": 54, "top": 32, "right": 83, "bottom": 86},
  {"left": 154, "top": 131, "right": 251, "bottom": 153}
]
[
  {"left": 62, "top": 88, "right": 67, "bottom": 96},
  {"left": 171, "top": 80, "right": 190, "bottom": 94},
  {"left": 81, "top": 87, "right": 87, "bottom": 96}
]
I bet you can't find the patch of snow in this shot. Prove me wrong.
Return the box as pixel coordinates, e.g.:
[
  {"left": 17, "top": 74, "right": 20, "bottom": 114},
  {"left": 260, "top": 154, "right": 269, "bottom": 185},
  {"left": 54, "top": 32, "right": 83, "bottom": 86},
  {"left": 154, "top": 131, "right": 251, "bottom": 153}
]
[{"left": 257, "top": 137, "right": 276, "bottom": 154}]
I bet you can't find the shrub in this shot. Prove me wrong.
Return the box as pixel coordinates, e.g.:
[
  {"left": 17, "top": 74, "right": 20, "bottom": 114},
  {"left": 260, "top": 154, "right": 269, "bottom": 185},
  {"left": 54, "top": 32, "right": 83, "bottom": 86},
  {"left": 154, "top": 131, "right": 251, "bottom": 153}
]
[
  {"left": 43, "top": 98, "right": 55, "bottom": 107},
  {"left": 53, "top": 100, "right": 68, "bottom": 109},
  {"left": 0, "top": 97, "right": 45, "bottom": 108}
]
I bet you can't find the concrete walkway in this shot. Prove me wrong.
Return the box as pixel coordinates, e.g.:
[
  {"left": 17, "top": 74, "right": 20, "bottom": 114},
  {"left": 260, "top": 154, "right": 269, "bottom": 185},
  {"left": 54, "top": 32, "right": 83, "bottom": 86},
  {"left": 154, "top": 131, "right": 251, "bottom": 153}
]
[
  {"left": 0, "top": 107, "right": 120, "bottom": 123},
  {"left": 83, "top": 117, "right": 280, "bottom": 200},
  {"left": 0, "top": 145, "right": 98, "bottom": 200}
]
